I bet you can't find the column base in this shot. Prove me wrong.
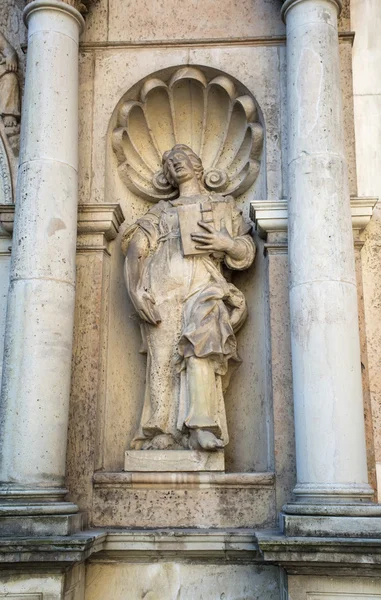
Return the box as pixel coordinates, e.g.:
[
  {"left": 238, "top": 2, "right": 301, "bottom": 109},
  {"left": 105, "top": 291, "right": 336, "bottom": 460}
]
[
  {"left": 282, "top": 501, "right": 381, "bottom": 538},
  {"left": 293, "top": 482, "right": 374, "bottom": 503},
  {"left": 0, "top": 486, "right": 83, "bottom": 537}
]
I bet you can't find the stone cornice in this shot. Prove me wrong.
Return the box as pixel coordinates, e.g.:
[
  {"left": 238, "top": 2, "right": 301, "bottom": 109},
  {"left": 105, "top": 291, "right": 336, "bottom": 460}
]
[
  {"left": 281, "top": 0, "right": 342, "bottom": 21},
  {"left": 77, "top": 203, "right": 125, "bottom": 254},
  {"left": 250, "top": 198, "right": 378, "bottom": 238},
  {"left": 77, "top": 203, "right": 124, "bottom": 241},
  {"left": 0, "top": 529, "right": 380, "bottom": 575},
  {"left": 0, "top": 203, "right": 125, "bottom": 251}
]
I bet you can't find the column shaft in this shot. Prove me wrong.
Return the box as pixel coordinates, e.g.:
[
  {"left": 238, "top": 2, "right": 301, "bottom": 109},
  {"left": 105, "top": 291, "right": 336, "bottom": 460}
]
[
  {"left": 0, "top": 0, "right": 84, "bottom": 496},
  {"left": 284, "top": 0, "right": 372, "bottom": 502}
]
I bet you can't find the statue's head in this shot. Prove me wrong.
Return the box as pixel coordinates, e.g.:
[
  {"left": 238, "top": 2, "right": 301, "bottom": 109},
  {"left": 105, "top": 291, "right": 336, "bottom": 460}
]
[{"left": 162, "top": 144, "right": 204, "bottom": 188}]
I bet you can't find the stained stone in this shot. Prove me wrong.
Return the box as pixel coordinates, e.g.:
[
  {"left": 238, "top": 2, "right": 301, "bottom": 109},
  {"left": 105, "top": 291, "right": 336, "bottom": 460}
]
[{"left": 124, "top": 450, "right": 225, "bottom": 472}]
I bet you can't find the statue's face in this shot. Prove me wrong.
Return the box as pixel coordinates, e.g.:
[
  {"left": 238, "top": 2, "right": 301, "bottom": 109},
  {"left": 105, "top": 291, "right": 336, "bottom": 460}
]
[{"left": 163, "top": 148, "right": 196, "bottom": 186}]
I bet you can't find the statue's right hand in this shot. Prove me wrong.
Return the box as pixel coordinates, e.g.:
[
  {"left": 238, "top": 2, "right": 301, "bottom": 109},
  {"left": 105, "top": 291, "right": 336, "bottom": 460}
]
[
  {"left": 4, "top": 51, "right": 17, "bottom": 73},
  {"left": 133, "top": 291, "right": 161, "bottom": 325}
]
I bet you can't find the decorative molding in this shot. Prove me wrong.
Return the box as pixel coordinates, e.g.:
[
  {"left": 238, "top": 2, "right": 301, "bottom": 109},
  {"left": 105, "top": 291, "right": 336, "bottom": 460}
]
[
  {"left": 0, "top": 203, "right": 125, "bottom": 253},
  {"left": 93, "top": 530, "right": 259, "bottom": 561},
  {"left": 307, "top": 592, "right": 381, "bottom": 600},
  {"left": 0, "top": 528, "right": 379, "bottom": 574},
  {"left": 76, "top": 203, "right": 124, "bottom": 254},
  {"left": 0, "top": 592, "right": 43, "bottom": 600},
  {"left": 256, "top": 532, "right": 381, "bottom": 576},
  {"left": 250, "top": 198, "right": 378, "bottom": 238},
  {"left": 250, "top": 200, "right": 288, "bottom": 237},
  {"left": 112, "top": 66, "right": 263, "bottom": 202},
  {"left": 77, "top": 203, "right": 124, "bottom": 240},
  {"left": 93, "top": 471, "right": 275, "bottom": 489},
  {"left": 80, "top": 31, "right": 354, "bottom": 51},
  {"left": 281, "top": 0, "right": 343, "bottom": 22}
]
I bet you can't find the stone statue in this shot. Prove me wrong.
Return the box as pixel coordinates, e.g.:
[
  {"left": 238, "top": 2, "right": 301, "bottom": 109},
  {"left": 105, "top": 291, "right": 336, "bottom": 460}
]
[
  {"left": 121, "top": 144, "right": 256, "bottom": 452},
  {"left": 0, "top": 31, "right": 20, "bottom": 152}
]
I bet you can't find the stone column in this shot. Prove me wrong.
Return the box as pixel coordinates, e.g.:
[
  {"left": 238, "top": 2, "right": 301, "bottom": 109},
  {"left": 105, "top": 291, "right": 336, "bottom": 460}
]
[
  {"left": 282, "top": 0, "right": 373, "bottom": 504},
  {"left": 0, "top": 0, "right": 84, "bottom": 513}
]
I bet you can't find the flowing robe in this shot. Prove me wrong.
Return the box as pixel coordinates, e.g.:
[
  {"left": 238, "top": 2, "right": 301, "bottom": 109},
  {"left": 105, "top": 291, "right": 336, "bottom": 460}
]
[
  {"left": 122, "top": 195, "right": 255, "bottom": 448},
  {"left": 0, "top": 61, "right": 20, "bottom": 121}
]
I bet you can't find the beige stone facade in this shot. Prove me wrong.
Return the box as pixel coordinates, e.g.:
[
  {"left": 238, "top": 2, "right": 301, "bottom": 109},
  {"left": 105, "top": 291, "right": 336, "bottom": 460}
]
[{"left": 0, "top": 0, "right": 381, "bottom": 598}]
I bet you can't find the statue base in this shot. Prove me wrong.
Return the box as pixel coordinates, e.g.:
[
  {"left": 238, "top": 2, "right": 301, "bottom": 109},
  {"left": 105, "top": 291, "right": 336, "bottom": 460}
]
[{"left": 124, "top": 450, "right": 225, "bottom": 472}]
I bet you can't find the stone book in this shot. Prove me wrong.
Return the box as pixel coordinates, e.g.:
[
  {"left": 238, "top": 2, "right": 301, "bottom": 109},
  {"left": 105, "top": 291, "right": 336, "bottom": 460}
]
[{"left": 177, "top": 199, "right": 233, "bottom": 256}]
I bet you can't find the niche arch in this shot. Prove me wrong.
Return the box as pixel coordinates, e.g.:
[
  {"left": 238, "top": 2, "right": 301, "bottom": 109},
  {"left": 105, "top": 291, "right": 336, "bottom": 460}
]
[{"left": 103, "top": 65, "right": 270, "bottom": 474}]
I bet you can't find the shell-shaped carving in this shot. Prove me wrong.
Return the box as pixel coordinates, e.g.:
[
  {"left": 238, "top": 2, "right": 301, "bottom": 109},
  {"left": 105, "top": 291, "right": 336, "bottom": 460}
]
[{"left": 112, "top": 67, "right": 264, "bottom": 202}]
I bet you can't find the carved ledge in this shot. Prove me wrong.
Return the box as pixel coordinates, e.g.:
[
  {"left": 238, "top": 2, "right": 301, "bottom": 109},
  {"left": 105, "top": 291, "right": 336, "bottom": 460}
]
[
  {"left": 93, "top": 471, "right": 275, "bottom": 490},
  {"left": 96, "top": 530, "right": 259, "bottom": 561},
  {"left": 77, "top": 203, "right": 125, "bottom": 253},
  {"left": 250, "top": 197, "right": 378, "bottom": 238},
  {"left": 0, "top": 203, "right": 125, "bottom": 252}
]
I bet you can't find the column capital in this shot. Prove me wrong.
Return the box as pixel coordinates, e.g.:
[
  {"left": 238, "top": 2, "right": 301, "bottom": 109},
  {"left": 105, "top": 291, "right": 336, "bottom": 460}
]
[
  {"left": 281, "top": 0, "right": 342, "bottom": 21},
  {"left": 24, "top": 0, "right": 86, "bottom": 31}
]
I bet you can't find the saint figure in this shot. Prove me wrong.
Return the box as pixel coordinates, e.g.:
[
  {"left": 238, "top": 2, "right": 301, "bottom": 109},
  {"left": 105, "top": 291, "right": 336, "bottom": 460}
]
[
  {"left": 0, "top": 31, "right": 20, "bottom": 129},
  {"left": 122, "top": 145, "right": 255, "bottom": 451}
]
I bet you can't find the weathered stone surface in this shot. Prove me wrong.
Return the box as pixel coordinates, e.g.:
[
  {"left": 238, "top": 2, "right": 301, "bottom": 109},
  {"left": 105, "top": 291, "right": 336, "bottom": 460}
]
[
  {"left": 92, "top": 484, "right": 276, "bottom": 529},
  {"left": 0, "top": 512, "right": 84, "bottom": 537},
  {"left": 288, "top": 574, "right": 381, "bottom": 599},
  {"left": 124, "top": 450, "right": 225, "bottom": 472},
  {"left": 66, "top": 204, "right": 124, "bottom": 513},
  {"left": 0, "top": 564, "right": 85, "bottom": 599},
  {"left": 85, "top": 563, "right": 281, "bottom": 600},
  {"left": 83, "top": 0, "right": 285, "bottom": 44},
  {"left": 283, "top": 514, "right": 381, "bottom": 539}
]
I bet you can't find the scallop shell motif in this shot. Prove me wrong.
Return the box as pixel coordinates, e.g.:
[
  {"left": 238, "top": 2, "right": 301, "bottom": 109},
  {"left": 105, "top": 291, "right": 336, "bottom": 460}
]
[{"left": 112, "top": 67, "right": 264, "bottom": 202}]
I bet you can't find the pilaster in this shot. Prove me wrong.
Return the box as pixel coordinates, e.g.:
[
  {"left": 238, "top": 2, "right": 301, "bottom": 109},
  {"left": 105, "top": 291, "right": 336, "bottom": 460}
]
[{"left": 66, "top": 203, "right": 124, "bottom": 514}]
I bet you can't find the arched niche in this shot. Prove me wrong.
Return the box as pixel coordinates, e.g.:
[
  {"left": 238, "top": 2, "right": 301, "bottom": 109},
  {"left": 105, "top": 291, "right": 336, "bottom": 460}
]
[{"left": 102, "top": 65, "right": 271, "bottom": 474}]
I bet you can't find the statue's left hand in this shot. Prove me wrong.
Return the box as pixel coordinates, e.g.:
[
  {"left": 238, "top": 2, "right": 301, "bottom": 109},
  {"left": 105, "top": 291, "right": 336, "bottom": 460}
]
[{"left": 191, "top": 219, "right": 235, "bottom": 254}]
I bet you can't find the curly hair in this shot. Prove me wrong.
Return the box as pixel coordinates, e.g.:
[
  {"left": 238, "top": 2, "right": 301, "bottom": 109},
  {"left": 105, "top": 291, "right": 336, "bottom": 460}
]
[{"left": 162, "top": 144, "right": 204, "bottom": 187}]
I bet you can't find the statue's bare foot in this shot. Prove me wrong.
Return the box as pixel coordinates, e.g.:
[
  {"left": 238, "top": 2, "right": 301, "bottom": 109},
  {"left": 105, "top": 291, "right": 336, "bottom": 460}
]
[
  {"left": 189, "top": 429, "right": 224, "bottom": 451},
  {"left": 141, "top": 434, "right": 181, "bottom": 450},
  {"left": 3, "top": 116, "right": 17, "bottom": 128}
]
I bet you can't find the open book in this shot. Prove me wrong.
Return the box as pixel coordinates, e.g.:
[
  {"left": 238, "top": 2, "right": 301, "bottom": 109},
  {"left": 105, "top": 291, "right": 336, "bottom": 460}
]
[{"left": 177, "top": 199, "right": 233, "bottom": 256}]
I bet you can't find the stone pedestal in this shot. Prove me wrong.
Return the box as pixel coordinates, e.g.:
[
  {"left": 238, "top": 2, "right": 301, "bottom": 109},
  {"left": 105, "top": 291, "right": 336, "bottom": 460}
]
[{"left": 124, "top": 450, "right": 225, "bottom": 472}]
